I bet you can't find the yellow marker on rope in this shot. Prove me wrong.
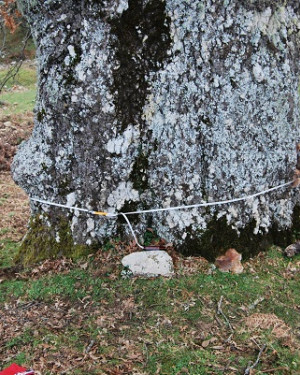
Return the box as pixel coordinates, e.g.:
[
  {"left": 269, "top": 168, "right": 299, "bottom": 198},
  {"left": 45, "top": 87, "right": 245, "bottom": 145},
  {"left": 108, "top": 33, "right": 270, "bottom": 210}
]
[{"left": 93, "top": 211, "right": 108, "bottom": 216}]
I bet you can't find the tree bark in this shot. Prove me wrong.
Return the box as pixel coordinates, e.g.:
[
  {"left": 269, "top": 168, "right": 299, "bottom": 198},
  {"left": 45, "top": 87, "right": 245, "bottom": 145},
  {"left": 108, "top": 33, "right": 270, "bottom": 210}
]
[{"left": 13, "top": 0, "right": 300, "bottom": 263}]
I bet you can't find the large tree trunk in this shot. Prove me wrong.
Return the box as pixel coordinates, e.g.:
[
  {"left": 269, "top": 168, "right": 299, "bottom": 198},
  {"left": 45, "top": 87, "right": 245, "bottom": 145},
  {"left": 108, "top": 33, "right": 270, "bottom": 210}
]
[{"left": 13, "top": 0, "right": 300, "bottom": 263}]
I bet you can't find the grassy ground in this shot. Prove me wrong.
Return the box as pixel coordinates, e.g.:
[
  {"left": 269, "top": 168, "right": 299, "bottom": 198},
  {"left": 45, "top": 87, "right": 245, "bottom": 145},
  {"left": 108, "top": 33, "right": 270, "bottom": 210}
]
[
  {"left": 0, "top": 25, "right": 36, "bottom": 64},
  {"left": 0, "top": 55, "right": 299, "bottom": 375},
  {"left": 0, "top": 242, "right": 299, "bottom": 375},
  {"left": 1, "top": 88, "right": 36, "bottom": 114},
  {"left": 0, "top": 62, "right": 35, "bottom": 175},
  {"left": 0, "top": 61, "right": 37, "bottom": 114},
  {"left": 0, "top": 64, "right": 37, "bottom": 88}
]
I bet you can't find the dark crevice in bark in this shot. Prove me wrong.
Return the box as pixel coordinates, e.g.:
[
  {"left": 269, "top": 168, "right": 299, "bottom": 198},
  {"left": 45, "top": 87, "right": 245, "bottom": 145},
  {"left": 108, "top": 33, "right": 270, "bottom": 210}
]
[{"left": 109, "top": 0, "right": 171, "bottom": 131}]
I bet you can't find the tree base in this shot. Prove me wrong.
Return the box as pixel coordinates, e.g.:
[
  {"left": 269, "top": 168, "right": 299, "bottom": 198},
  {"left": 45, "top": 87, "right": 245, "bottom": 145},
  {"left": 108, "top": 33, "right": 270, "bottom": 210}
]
[
  {"left": 15, "top": 214, "right": 97, "bottom": 265},
  {"left": 15, "top": 206, "right": 300, "bottom": 266},
  {"left": 177, "top": 205, "right": 300, "bottom": 262}
]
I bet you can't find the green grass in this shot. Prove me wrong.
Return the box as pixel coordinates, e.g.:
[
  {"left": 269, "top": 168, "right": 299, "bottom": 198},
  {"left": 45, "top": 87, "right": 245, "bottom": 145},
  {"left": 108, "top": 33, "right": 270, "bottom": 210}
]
[
  {"left": 0, "top": 65, "right": 37, "bottom": 89},
  {"left": 5, "top": 329, "right": 33, "bottom": 349},
  {"left": 0, "top": 64, "right": 37, "bottom": 114},
  {"left": 0, "top": 279, "right": 26, "bottom": 302},
  {"left": 0, "top": 239, "right": 20, "bottom": 268},
  {"left": 27, "top": 270, "right": 101, "bottom": 301},
  {"left": 0, "top": 87, "right": 36, "bottom": 113},
  {"left": 146, "top": 346, "right": 221, "bottom": 374}
]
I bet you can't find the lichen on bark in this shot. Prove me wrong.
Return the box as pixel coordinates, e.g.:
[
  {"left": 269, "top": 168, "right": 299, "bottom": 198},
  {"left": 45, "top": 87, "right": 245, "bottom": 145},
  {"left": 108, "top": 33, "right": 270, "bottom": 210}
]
[{"left": 13, "top": 0, "right": 300, "bottom": 263}]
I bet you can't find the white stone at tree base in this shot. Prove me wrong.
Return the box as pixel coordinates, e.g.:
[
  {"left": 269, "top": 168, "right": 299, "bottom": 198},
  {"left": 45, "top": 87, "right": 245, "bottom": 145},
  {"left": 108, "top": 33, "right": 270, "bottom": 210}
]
[{"left": 121, "top": 250, "right": 174, "bottom": 277}]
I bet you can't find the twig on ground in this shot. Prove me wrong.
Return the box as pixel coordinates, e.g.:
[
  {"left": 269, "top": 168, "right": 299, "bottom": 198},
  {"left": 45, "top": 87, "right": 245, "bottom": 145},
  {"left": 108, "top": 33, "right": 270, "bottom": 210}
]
[
  {"left": 224, "top": 333, "right": 233, "bottom": 343},
  {"left": 243, "top": 344, "right": 266, "bottom": 375},
  {"left": 143, "top": 343, "right": 149, "bottom": 368},
  {"left": 216, "top": 295, "right": 234, "bottom": 332},
  {"left": 84, "top": 340, "right": 95, "bottom": 354},
  {"left": 214, "top": 314, "right": 223, "bottom": 327},
  {"left": 248, "top": 296, "right": 265, "bottom": 310},
  {"left": 260, "top": 367, "right": 287, "bottom": 373},
  {"left": 18, "top": 301, "right": 42, "bottom": 310},
  {"left": 223, "top": 359, "right": 233, "bottom": 373}
]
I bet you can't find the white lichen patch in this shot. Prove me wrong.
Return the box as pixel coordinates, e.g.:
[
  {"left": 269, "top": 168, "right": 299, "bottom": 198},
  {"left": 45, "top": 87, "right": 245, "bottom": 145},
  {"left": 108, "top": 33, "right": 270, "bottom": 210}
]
[
  {"left": 106, "top": 125, "right": 140, "bottom": 155},
  {"left": 143, "top": 0, "right": 299, "bottom": 243},
  {"left": 66, "top": 192, "right": 76, "bottom": 207},
  {"left": 253, "top": 63, "right": 265, "bottom": 82},
  {"left": 67, "top": 45, "right": 76, "bottom": 58},
  {"left": 107, "top": 182, "right": 139, "bottom": 211},
  {"left": 55, "top": 232, "right": 61, "bottom": 243},
  {"left": 86, "top": 217, "right": 95, "bottom": 233}
]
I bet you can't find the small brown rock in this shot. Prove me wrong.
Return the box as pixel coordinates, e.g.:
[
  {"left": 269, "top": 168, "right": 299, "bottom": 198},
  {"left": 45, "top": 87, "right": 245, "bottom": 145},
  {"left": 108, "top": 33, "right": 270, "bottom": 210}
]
[
  {"left": 284, "top": 242, "right": 300, "bottom": 257},
  {"left": 215, "top": 248, "right": 243, "bottom": 274},
  {"left": 292, "top": 169, "right": 300, "bottom": 188}
]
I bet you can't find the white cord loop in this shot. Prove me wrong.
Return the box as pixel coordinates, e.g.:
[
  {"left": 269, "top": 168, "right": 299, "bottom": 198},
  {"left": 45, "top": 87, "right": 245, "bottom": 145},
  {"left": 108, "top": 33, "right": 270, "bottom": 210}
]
[{"left": 120, "top": 213, "right": 144, "bottom": 249}]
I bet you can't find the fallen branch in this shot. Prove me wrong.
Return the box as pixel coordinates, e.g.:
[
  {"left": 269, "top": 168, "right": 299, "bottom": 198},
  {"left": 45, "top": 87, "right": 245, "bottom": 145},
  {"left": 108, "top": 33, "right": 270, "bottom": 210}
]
[
  {"left": 243, "top": 344, "right": 266, "bottom": 375},
  {"left": 260, "top": 367, "right": 287, "bottom": 373},
  {"left": 214, "top": 314, "right": 223, "bottom": 327},
  {"left": 84, "top": 340, "right": 95, "bottom": 354},
  {"left": 224, "top": 333, "right": 233, "bottom": 343},
  {"left": 216, "top": 295, "right": 234, "bottom": 333}
]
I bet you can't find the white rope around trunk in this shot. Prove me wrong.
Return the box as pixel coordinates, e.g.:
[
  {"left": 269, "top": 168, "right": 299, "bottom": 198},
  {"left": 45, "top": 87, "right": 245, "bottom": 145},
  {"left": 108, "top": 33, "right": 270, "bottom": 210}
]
[
  {"left": 30, "top": 180, "right": 294, "bottom": 249},
  {"left": 121, "top": 181, "right": 293, "bottom": 216}
]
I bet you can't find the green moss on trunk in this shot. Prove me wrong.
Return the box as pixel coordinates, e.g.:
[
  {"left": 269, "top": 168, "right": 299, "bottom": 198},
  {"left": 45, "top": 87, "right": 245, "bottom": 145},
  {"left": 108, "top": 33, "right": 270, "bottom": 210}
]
[{"left": 15, "top": 214, "right": 93, "bottom": 265}]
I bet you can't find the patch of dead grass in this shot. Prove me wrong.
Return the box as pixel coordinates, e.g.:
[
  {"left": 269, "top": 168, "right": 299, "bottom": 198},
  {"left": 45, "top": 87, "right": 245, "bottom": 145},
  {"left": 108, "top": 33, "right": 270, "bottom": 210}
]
[
  {"left": 0, "top": 112, "right": 33, "bottom": 171},
  {"left": 244, "top": 313, "right": 291, "bottom": 338},
  {"left": 244, "top": 313, "right": 299, "bottom": 349},
  {"left": 0, "top": 110, "right": 33, "bottom": 240},
  {"left": 0, "top": 171, "right": 29, "bottom": 241}
]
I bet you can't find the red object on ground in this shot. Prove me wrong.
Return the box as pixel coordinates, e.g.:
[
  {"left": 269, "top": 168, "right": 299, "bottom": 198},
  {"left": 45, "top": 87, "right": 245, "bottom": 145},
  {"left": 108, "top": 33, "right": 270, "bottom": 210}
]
[
  {"left": 0, "top": 364, "right": 34, "bottom": 375},
  {"left": 143, "top": 245, "right": 166, "bottom": 251}
]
